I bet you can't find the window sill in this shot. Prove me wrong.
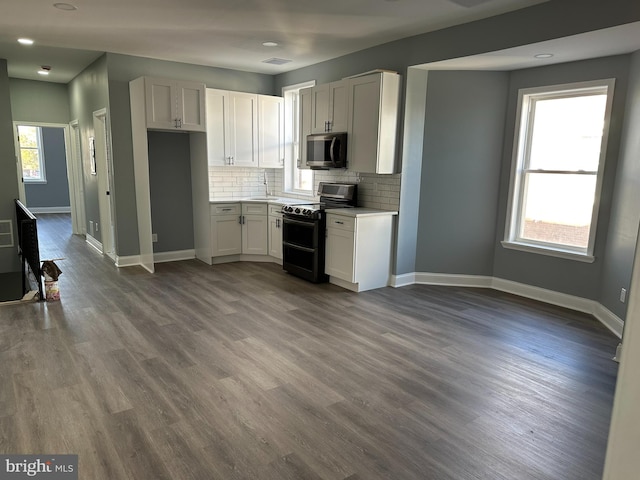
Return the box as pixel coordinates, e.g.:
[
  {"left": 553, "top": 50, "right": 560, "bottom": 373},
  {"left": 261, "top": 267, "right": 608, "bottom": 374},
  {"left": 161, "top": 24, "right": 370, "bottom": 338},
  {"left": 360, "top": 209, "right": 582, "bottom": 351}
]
[
  {"left": 501, "top": 241, "right": 595, "bottom": 263},
  {"left": 24, "top": 180, "right": 47, "bottom": 185},
  {"left": 283, "top": 190, "right": 315, "bottom": 198}
]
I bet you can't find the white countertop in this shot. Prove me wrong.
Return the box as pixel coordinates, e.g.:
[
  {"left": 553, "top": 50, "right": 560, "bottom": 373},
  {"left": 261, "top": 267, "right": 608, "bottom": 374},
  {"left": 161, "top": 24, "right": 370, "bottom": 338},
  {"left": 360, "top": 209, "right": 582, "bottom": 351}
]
[
  {"left": 325, "top": 208, "right": 398, "bottom": 217},
  {"left": 210, "top": 196, "right": 311, "bottom": 205}
]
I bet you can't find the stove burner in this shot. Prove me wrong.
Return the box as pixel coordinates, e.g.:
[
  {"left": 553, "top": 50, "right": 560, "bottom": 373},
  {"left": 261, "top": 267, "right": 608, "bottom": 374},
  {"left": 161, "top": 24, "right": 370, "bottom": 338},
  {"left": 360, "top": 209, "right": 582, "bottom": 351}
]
[{"left": 282, "top": 203, "right": 324, "bottom": 219}]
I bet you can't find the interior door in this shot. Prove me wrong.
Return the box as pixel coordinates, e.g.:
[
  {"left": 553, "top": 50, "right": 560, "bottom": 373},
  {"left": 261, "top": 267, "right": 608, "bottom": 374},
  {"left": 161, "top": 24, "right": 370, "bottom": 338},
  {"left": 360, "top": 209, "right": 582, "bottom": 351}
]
[{"left": 93, "top": 109, "right": 116, "bottom": 260}]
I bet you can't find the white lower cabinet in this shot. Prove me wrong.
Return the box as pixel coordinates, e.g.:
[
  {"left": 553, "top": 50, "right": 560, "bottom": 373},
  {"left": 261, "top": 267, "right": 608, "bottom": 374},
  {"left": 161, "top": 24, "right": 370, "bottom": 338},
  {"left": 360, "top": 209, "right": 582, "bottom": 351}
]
[
  {"left": 268, "top": 205, "right": 283, "bottom": 260},
  {"left": 325, "top": 211, "right": 396, "bottom": 292},
  {"left": 241, "top": 203, "right": 268, "bottom": 255},
  {"left": 211, "top": 204, "right": 242, "bottom": 257}
]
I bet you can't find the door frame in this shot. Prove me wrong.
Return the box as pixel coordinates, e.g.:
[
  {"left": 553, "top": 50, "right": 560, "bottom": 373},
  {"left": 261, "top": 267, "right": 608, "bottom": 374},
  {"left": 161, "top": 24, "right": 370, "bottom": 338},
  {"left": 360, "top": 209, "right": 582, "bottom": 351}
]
[
  {"left": 13, "top": 122, "right": 81, "bottom": 229},
  {"left": 68, "top": 120, "right": 87, "bottom": 235},
  {"left": 92, "top": 108, "right": 117, "bottom": 260}
]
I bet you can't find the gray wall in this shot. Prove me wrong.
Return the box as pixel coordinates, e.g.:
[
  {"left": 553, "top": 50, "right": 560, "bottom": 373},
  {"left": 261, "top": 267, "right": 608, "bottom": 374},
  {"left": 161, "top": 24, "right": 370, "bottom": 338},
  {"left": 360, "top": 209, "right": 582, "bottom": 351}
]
[
  {"left": 493, "top": 55, "right": 631, "bottom": 300},
  {"left": 0, "top": 59, "right": 20, "bottom": 273},
  {"left": 24, "top": 127, "right": 71, "bottom": 209},
  {"left": 147, "top": 131, "right": 194, "bottom": 253},
  {"left": 416, "top": 70, "right": 508, "bottom": 275},
  {"left": 9, "top": 79, "right": 70, "bottom": 123},
  {"left": 104, "top": 53, "right": 275, "bottom": 256},
  {"left": 68, "top": 54, "right": 110, "bottom": 245},
  {"left": 600, "top": 50, "right": 640, "bottom": 319}
]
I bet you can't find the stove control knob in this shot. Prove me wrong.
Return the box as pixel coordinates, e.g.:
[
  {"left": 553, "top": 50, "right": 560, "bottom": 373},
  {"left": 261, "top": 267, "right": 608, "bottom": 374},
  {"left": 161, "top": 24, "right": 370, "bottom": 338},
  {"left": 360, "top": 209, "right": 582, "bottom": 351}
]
[{"left": 295, "top": 208, "right": 301, "bottom": 214}]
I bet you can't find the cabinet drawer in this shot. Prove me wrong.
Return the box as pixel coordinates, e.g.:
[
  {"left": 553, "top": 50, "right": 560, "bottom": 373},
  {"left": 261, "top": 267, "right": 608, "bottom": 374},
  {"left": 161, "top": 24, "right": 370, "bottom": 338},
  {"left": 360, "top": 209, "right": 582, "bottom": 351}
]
[
  {"left": 211, "top": 203, "right": 241, "bottom": 215},
  {"left": 327, "top": 215, "right": 355, "bottom": 231},
  {"left": 269, "top": 205, "right": 283, "bottom": 216},
  {"left": 242, "top": 203, "right": 268, "bottom": 215}
]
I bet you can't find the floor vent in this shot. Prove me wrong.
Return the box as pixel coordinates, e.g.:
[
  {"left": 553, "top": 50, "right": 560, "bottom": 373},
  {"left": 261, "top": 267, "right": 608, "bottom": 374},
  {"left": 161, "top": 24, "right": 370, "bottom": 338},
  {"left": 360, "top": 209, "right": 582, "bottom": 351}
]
[{"left": 0, "top": 220, "right": 14, "bottom": 248}]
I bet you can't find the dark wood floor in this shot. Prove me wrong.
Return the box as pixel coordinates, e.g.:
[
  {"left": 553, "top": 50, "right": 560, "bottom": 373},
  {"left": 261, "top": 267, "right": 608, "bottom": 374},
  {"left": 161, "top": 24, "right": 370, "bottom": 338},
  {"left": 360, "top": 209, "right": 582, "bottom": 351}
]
[{"left": 0, "top": 214, "right": 619, "bottom": 479}]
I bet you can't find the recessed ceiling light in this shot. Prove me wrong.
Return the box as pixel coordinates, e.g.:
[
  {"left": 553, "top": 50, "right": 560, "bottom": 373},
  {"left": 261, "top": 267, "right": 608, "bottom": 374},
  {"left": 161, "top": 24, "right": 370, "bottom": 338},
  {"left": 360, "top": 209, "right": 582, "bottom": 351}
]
[
  {"left": 18, "top": 38, "right": 34, "bottom": 45},
  {"left": 38, "top": 66, "right": 51, "bottom": 75},
  {"left": 534, "top": 53, "right": 554, "bottom": 59},
  {"left": 262, "top": 42, "right": 279, "bottom": 47},
  {"left": 53, "top": 2, "right": 77, "bottom": 11}
]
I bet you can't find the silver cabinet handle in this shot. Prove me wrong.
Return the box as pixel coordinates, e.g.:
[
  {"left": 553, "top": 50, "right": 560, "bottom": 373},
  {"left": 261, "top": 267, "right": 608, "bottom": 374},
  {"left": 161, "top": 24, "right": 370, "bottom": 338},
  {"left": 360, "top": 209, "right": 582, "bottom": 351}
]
[
  {"left": 335, "top": 221, "right": 344, "bottom": 224},
  {"left": 222, "top": 208, "right": 232, "bottom": 212}
]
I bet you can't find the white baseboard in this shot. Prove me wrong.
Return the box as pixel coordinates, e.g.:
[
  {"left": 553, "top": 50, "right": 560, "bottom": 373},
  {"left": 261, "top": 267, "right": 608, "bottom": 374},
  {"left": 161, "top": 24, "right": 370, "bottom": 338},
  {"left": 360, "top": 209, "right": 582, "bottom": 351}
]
[
  {"left": 29, "top": 206, "right": 72, "bottom": 214},
  {"left": 115, "top": 255, "right": 141, "bottom": 268},
  {"left": 393, "top": 271, "right": 624, "bottom": 338},
  {"left": 593, "top": 303, "right": 625, "bottom": 338},
  {"left": 154, "top": 249, "right": 196, "bottom": 263},
  {"left": 85, "top": 234, "right": 103, "bottom": 254},
  {"left": 415, "top": 272, "right": 493, "bottom": 288},
  {"left": 390, "top": 273, "right": 416, "bottom": 287}
]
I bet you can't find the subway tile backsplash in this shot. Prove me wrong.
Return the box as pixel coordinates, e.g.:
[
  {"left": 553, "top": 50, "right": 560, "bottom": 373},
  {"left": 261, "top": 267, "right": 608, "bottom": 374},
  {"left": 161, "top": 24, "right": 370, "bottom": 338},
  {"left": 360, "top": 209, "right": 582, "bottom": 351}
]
[{"left": 209, "top": 167, "right": 400, "bottom": 211}]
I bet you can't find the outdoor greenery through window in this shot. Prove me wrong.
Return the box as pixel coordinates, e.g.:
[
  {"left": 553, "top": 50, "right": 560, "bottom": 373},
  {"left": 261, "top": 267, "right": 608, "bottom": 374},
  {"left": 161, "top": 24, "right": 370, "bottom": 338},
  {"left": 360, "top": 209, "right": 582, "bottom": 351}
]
[
  {"left": 18, "top": 125, "right": 46, "bottom": 183},
  {"left": 283, "top": 81, "right": 314, "bottom": 194},
  {"left": 504, "top": 79, "right": 615, "bottom": 260}
]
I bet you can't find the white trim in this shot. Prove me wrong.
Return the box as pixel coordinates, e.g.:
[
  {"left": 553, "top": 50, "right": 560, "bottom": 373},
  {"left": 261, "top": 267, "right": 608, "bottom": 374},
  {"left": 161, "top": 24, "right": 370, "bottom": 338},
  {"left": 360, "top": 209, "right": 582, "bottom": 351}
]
[
  {"left": 390, "top": 272, "right": 416, "bottom": 287},
  {"left": 491, "top": 276, "right": 594, "bottom": 314},
  {"left": 593, "top": 303, "right": 625, "bottom": 339},
  {"left": 501, "top": 240, "right": 595, "bottom": 263},
  {"left": 28, "top": 206, "right": 72, "bottom": 214},
  {"left": 414, "top": 272, "right": 493, "bottom": 288},
  {"left": 394, "top": 271, "right": 623, "bottom": 338},
  {"left": 154, "top": 249, "right": 196, "bottom": 263},
  {"left": 115, "top": 255, "right": 141, "bottom": 268},
  {"left": 85, "top": 234, "right": 103, "bottom": 254}
]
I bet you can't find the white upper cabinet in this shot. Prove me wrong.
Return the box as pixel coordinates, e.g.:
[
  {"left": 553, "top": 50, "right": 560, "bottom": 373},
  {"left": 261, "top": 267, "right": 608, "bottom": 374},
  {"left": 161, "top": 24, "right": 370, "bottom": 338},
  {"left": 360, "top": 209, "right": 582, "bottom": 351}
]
[
  {"left": 346, "top": 72, "right": 400, "bottom": 174},
  {"left": 310, "top": 79, "right": 348, "bottom": 133},
  {"left": 144, "top": 77, "right": 205, "bottom": 132},
  {"left": 227, "top": 92, "right": 258, "bottom": 167},
  {"left": 206, "top": 88, "right": 229, "bottom": 166},
  {"left": 258, "top": 95, "right": 284, "bottom": 168}
]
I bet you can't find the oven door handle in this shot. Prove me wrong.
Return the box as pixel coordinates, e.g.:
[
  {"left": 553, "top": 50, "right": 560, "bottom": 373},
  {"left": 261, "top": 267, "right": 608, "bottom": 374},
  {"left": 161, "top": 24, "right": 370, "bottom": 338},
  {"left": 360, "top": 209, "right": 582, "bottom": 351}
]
[
  {"left": 283, "top": 241, "right": 315, "bottom": 253},
  {"left": 283, "top": 217, "right": 316, "bottom": 228}
]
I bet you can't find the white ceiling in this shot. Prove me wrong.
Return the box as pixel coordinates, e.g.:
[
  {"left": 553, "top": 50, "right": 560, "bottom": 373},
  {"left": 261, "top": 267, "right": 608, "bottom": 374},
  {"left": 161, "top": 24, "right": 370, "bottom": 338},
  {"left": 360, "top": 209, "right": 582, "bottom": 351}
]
[
  {"left": 0, "top": 0, "right": 547, "bottom": 83},
  {"left": 419, "top": 21, "right": 640, "bottom": 71}
]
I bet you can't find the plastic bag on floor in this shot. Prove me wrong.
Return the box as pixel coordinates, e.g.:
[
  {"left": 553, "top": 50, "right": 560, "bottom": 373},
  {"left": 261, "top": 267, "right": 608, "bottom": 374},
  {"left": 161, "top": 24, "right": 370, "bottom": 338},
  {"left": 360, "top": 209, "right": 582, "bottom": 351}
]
[{"left": 42, "top": 260, "right": 62, "bottom": 301}]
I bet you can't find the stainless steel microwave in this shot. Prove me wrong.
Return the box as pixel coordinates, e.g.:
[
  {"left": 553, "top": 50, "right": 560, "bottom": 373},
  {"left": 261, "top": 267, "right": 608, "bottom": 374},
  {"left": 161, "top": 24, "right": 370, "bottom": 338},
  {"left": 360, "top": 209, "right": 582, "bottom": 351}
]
[{"left": 306, "top": 132, "right": 347, "bottom": 170}]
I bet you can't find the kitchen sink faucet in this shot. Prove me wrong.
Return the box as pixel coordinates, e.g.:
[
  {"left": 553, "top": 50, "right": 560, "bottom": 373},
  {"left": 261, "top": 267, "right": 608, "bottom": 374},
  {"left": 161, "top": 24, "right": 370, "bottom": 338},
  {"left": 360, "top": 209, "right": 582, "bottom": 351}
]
[{"left": 263, "top": 171, "right": 269, "bottom": 196}]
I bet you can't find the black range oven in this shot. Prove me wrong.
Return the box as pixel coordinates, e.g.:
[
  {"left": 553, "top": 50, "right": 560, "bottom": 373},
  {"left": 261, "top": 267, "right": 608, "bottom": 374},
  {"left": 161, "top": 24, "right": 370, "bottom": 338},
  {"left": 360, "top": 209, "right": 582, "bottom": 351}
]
[{"left": 282, "top": 183, "right": 357, "bottom": 283}]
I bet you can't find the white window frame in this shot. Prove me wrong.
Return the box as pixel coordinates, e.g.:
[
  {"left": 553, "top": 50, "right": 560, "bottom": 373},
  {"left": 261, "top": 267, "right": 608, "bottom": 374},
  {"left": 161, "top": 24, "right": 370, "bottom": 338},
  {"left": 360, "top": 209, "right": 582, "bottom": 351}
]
[
  {"left": 283, "top": 80, "right": 315, "bottom": 196},
  {"left": 17, "top": 124, "right": 47, "bottom": 184},
  {"left": 502, "top": 79, "right": 615, "bottom": 263}
]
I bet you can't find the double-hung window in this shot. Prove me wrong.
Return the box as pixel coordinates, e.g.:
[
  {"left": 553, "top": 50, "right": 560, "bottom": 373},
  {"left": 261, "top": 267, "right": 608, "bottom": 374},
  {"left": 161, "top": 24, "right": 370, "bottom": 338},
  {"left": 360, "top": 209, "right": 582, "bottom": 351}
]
[
  {"left": 283, "top": 81, "right": 315, "bottom": 195},
  {"left": 503, "top": 79, "right": 615, "bottom": 262},
  {"left": 18, "top": 125, "right": 47, "bottom": 183}
]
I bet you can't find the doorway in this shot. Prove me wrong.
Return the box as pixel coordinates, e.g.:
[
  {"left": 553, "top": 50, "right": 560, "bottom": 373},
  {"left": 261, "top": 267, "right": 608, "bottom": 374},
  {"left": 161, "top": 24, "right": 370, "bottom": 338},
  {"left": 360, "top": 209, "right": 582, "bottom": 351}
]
[{"left": 13, "top": 122, "right": 79, "bottom": 236}]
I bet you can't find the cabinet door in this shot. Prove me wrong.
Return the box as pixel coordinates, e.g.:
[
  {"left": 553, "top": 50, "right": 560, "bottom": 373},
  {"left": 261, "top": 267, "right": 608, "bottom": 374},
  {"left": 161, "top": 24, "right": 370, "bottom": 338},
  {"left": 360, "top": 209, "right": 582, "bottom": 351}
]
[
  {"left": 298, "top": 87, "right": 313, "bottom": 170},
  {"left": 177, "top": 81, "right": 206, "bottom": 132},
  {"left": 145, "top": 78, "right": 177, "bottom": 130},
  {"left": 227, "top": 92, "right": 258, "bottom": 166},
  {"left": 211, "top": 215, "right": 242, "bottom": 256},
  {"left": 325, "top": 228, "right": 355, "bottom": 281},
  {"left": 310, "top": 84, "right": 330, "bottom": 134},
  {"left": 268, "top": 215, "right": 283, "bottom": 259},
  {"left": 329, "top": 79, "right": 348, "bottom": 132},
  {"left": 242, "top": 215, "right": 268, "bottom": 255},
  {"left": 347, "top": 72, "right": 400, "bottom": 174},
  {"left": 258, "top": 95, "right": 284, "bottom": 168},
  {"left": 206, "top": 89, "right": 230, "bottom": 166}
]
